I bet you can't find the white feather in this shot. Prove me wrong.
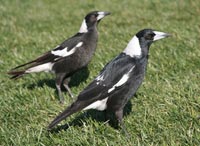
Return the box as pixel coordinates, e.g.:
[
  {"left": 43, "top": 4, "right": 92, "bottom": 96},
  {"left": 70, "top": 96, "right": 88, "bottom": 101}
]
[
  {"left": 79, "top": 19, "right": 88, "bottom": 33},
  {"left": 95, "top": 74, "right": 104, "bottom": 85},
  {"left": 75, "top": 42, "right": 83, "bottom": 48},
  {"left": 51, "top": 47, "right": 68, "bottom": 56},
  {"left": 96, "top": 74, "right": 104, "bottom": 81},
  {"left": 25, "top": 62, "right": 53, "bottom": 73},
  {"left": 51, "top": 42, "right": 83, "bottom": 57},
  {"left": 108, "top": 65, "right": 135, "bottom": 93},
  {"left": 123, "top": 36, "right": 142, "bottom": 57},
  {"left": 83, "top": 97, "right": 108, "bottom": 111}
]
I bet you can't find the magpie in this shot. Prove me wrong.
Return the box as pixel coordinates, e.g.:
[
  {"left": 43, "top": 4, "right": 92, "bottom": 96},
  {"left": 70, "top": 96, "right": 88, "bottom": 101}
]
[
  {"left": 48, "top": 29, "right": 171, "bottom": 132},
  {"left": 8, "top": 11, "right": 110, "bottom": 103}
]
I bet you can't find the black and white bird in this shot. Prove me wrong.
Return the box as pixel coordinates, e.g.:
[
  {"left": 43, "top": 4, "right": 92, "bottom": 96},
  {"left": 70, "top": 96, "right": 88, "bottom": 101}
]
[
  {"left": 8, "top": 11, "right": 110, "bottom": 103},
  {"left": 48, "top": 29, "right": 171, "bottom": 132}
]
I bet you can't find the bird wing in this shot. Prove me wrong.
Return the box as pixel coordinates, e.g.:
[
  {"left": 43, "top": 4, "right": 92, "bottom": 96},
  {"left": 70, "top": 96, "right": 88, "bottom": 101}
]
[
  {"left": 47, "top": 53, "right": 136, "bottom": 130},
  {"left": 78, "top": 53, "right": 136, "bottom": 102},
  {"left": 10, "top": 33, "right": 84, "bottom": 70}
]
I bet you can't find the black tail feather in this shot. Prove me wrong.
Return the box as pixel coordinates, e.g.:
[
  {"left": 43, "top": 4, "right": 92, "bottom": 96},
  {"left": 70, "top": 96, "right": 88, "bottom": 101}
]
[
  {"left": 10, "top": 51, "right": 55, "bottom": 70},
  {"left": 7, "top": 70, "right": 26, "bottom": 79},
  {"left": 10, "top": 59, "right": 37, "bottom": 70},
  {"left": 48, "top": 101, "right": 85, "bottom": 130}
]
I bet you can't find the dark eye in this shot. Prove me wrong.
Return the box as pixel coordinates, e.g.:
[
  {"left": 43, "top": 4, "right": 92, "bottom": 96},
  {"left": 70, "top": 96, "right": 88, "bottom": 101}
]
[
  {"left": 90, "top": 15, "right": 97, "bottom": 21},
  {"left": 145, "top": 33, "right": 155, "bottom": 40}
]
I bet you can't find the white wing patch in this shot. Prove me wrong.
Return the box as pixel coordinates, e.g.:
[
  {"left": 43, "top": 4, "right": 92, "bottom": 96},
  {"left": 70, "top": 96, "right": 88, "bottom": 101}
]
[
  {"left": 51, "top": 47, "right": 68, "bottom": 56},
  {"left": 83, "top": 97, "right": 108, "bottom": 111},
  {"left": 123, "top": 36, "right": 142, "bottom": 58},
  {"left": 96, "top": 74, "right": 104, "bottom": 81},
  {"left": 79, "top": 19, "right": 88, "bottom": 33},
  {"left": 75, "top": 42, "right": 83, "bottom": 48},
  {"left": 25, "top": 62, "right": 53, "bottom": 73},
  {"left": 95, "top": 74, "right": 104, "bottom": 85},
  {"left": 51, "top": 42, "right": 83, "bottom": 57},
  {"left": 108, "top": 65, "right": 135, "bottom": 93}
]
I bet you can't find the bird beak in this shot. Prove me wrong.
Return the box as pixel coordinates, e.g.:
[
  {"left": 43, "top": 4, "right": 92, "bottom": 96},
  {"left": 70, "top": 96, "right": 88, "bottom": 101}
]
[
  {"left": 153, "top": 31, "right": 171, "bottom": 41},
  {"left": 97, "top": 11, "right": 111, "bottom": 21}
]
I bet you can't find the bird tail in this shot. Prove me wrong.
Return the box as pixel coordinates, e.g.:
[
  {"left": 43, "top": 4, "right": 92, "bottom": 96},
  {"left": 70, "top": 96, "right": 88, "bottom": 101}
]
[
  {"left": 7, "top": 59, "right": 36, "bottom": 79},
  {"left": 11, "top": 60, "right": 36, "bottom": 70},
  {"left": 7, "top": 58, "right": 38, "bottom": 79},
  {"left": 7, "top": 70, "right": 26, "bottom": 79},
  {"left": 8, "top": 51, "right": 56, "bottom": 79},
  {"left": 48, "top": 101, "right": 85, "bottom": 130}
]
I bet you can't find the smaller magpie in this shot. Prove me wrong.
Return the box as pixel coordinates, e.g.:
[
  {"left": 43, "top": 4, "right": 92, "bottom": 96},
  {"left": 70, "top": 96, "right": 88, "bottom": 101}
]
[
  {"left": 8, "top": 11, "right": 110, "bottom": 103},
  {"left": 47, "top": 29, "right": 171, "bottom": 133}
]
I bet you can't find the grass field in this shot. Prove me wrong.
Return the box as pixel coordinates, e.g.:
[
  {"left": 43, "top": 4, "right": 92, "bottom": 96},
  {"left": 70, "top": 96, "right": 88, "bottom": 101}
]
[{"left": 0, "top": 0, "right": 200, "bottom": 145}]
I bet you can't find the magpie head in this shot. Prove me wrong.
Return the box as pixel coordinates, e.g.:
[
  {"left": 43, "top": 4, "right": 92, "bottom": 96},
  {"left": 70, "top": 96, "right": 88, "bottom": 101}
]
[
  {"left": 136, "top": 29, "right": 171, "bottom": 47},
  {"left": 85, "top": 11, "right": 111, "bottom": 24},
  {"left": 79, "top": 11, "right": 110, "bottom": 33},
  {"left": 124, "top": 29, "right": 171, "bottom": 58}
]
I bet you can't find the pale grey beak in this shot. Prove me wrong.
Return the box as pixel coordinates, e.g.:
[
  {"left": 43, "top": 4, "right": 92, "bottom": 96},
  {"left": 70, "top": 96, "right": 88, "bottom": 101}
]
[
  {"left": 97, "top": 11, "right": 111, "bottom": 20},
  {"left": 153, "top": 31, "right": 171, "bottom": 41}
]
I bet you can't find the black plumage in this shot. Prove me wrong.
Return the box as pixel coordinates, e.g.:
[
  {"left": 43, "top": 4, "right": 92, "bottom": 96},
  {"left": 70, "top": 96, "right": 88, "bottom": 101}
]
[
  {"left": 8, "top": 11, "right": 110, "bottom": 103},
  {"left": 48, "top": 29, "right": 171, "bottom": 133}
]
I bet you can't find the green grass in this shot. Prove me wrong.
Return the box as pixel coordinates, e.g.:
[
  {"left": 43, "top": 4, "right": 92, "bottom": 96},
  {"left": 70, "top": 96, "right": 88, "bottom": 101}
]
[{"left": 0, "top": 0, "right": 200, "bottom": 145}]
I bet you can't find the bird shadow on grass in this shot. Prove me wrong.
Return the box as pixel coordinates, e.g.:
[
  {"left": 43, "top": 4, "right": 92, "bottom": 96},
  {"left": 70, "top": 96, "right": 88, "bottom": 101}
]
[
  {"left": 48, "top": 100, "right": 133, "bottom": 133},
  {"left": 26, "top": 67, "right": 90, "bottom": 92},
  {"left": 68, "top": 67, "right": 90, "bottom": 87}
]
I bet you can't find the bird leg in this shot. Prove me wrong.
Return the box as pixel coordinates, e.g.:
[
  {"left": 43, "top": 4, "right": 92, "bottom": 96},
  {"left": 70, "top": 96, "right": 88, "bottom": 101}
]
[
  {"left": 63, "top": 77, "right": 74, "bottom": 98},
  {"left": 103, "top": 110, "right": 110, "bottom": 125},
  {"left": 55, "top": 74, "right": 66, "bottom": 104},
  {"left": 115, "top": 109, "right": 130, "bottom": 138}
]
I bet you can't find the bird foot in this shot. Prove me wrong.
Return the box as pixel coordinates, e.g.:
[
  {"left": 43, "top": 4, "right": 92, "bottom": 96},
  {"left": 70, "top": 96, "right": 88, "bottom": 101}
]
[
  {"left": 63, "top": 84, "right": 74, "bottom": 98},
  {"left": 59, "top": 99, "right": 65, "bottom": 104}
]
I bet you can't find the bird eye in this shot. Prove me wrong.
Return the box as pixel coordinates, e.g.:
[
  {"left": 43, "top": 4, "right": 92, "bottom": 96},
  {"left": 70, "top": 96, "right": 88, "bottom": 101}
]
[
  {"left": 90, "top": 15, "right": 97, "bottom": 21},
  {"left": 145, "top": 33, "right": 155, "bottom": 40}
]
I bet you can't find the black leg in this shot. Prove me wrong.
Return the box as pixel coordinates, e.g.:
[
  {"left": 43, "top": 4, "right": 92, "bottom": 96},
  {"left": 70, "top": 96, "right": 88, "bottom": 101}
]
[
  {"left": 55, "top": 74, "right": 66, "bottom": 104},
  {"left": 115, "top": 109, "right": 129, "bottom": 138},
  {"left": 103, "top": 110, "right": 110, "bottom": 125},
  {"left": 63, "top": 77, "right": 74, "bottom": 98}
]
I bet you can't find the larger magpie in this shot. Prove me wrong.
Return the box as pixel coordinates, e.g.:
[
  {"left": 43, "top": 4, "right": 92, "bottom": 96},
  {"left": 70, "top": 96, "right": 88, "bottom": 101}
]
[
  {"left": 48, "top": 29, "right": 171, "bottom": 132},
  {"left": 8, "top": 11, "right": 110, "bottom": 103}
]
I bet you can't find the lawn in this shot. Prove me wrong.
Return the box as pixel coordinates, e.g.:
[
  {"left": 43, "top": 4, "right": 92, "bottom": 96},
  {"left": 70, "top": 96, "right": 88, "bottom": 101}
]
[{"left": 0, "top": 0, "right": 199, "bottom": 145}]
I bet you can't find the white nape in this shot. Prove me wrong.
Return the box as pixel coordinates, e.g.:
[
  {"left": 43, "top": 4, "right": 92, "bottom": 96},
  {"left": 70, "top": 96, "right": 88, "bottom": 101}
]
[
  {"left": 123, "top": 36, "right": 142, "bottom": 57},
  {"left": 79, "top": 19, "right": 88, "bottom": 33},
  {"left": 108, "top": 65, "right": 135, "bottom": 93},
  {"left": 51, "top": 42, "right": 83, "bottom": 57},
  {"left": 97, "top": 12, "right": 106, "bottom": 20},
  {"left": 83, "top": 97, "right": 108, "bottom": 111},
  {"left": 26, "top": 62, "right": 53, "bottom": 73}
]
